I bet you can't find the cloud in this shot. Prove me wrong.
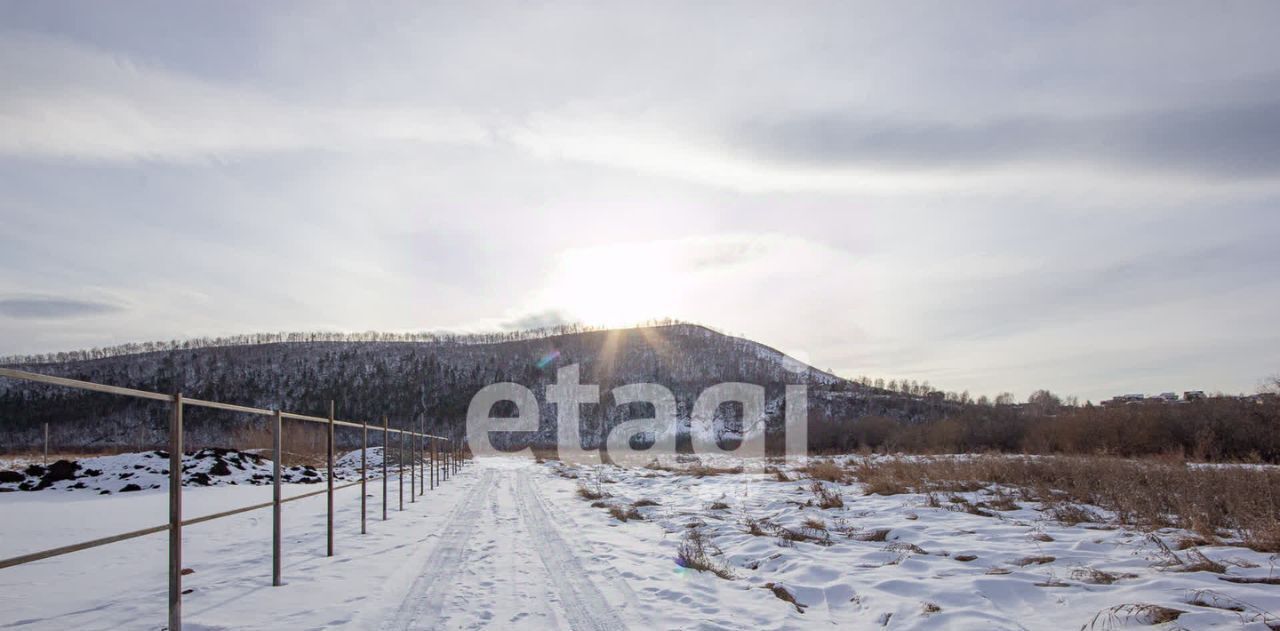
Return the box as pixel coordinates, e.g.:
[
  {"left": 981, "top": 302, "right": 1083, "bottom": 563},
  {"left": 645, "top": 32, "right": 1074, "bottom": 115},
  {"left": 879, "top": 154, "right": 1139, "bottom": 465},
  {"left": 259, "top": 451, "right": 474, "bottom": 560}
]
[
  {"left": 0, "top": 34, "right": 491, "bottom": 163},
  {"left": 0, "top": 296, "right": 124, "bottom": 319},
  {"left": 732, "top": 100, "right": 1280, "bottom": 179},
  {"left": 499, "top": 309, "right": 578, "bottom": 331}
]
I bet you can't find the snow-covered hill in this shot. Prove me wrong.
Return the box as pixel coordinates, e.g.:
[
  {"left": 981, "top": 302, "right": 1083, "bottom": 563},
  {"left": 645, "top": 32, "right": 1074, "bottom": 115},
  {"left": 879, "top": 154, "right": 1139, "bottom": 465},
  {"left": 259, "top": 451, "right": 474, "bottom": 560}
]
[{"left": 2, "top": 325, "right": 944, "bottom": 452}]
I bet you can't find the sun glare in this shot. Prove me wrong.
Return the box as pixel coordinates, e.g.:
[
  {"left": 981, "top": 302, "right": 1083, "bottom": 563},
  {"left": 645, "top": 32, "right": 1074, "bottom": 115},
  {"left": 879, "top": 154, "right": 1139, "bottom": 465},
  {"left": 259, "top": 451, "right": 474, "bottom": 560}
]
[{"left": 537, "top": 244, "right": 685, "bottom": 328}]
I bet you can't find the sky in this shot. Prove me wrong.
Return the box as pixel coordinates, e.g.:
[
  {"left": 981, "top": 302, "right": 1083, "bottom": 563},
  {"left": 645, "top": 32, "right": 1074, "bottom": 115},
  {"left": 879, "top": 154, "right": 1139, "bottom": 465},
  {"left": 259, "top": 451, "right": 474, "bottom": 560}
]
[{"left": 1, "top": 1, "right": 1278, "bottom": 403}]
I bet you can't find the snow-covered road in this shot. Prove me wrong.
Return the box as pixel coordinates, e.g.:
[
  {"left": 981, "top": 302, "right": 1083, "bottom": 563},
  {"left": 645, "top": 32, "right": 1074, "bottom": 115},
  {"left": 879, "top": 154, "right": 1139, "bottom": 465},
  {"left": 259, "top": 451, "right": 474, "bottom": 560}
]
[{"left": 383, "top": 464, "right": 637, "bottom": 630}]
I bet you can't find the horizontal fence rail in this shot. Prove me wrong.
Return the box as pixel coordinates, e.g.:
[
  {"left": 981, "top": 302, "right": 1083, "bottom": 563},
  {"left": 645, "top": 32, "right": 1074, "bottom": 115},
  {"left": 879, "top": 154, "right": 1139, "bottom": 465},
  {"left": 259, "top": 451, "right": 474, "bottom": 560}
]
[{"left": 0, "top": 366, "right": 469, "bottom": 631}]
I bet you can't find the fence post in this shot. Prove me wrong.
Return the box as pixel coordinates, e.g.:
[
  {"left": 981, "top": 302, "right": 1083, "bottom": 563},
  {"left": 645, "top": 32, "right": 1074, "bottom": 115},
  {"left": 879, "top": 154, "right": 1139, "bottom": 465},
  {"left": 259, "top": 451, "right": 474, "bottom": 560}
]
[
  {"left": 43, "top": 422, "right": 48, "bottom": 466},
  {"left": 429, "top": 436, "right": 434, "bottom": 490},
  {"left": 410, "top": 428, "right": 416, "bottom": 503},
  {"left": 327, "top": 400, "right": 334, "bottom": 557},
  {"left": 273, "top": 409, "right": 282, "bottom": 586},
  {"left": 417, "top": 421, "right": 424, "bottom": 496},
  {"left": 361, "top": 420, "right": 367, "bottom": 535},
  {"left": 382, "top": 416, "right": 388, "bottom": 521},
  {"left": 169, "top": 393, "right": 183, "bottom": 631},
  {"left": 398, "top": 427, "right": 404, "bottom": 511}
]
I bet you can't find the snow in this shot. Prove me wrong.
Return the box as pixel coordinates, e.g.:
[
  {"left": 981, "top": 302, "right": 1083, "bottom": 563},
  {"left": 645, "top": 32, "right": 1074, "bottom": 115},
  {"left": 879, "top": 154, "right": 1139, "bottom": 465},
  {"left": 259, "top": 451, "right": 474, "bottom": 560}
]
[
  {"left": 1, "top": 456, "right": 1278, "bottom": 630},
  {"left": 0, "top": 448, "right": 398, "bottom": 494},
  {"left": 1, "top": 455, "right": 463, "bottom": 631}
]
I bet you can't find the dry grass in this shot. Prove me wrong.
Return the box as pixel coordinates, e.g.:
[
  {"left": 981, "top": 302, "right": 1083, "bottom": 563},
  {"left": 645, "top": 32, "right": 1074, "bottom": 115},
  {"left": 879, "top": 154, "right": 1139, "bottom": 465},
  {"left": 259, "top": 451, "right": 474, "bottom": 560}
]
[
  {"left": 775, "top": 525, "right": 832, "bottom": 547},
  {"left": 709, "top": 501, "right": 730, "bottom": 510},
  {"left": 1014, "top": 555, "right": 1056, "bottom": 566},
  {"left": 848, "top": 455, "right": 1280, "bottom": 552},
  {"left": 1219, "top": 576, "right": 1280, "bottom": 585},
  {"left": 801, "top": 517, "right": 827, "bottom": 531},
  {"left": 687, "top": 464, "right": 744, "bottom": 478},
  {"left": 852, "top": 460, "right": 913, "bottom": 495},
  {"left": 1083, "top": 603, "right": 1184, "bottom": 629},
  {"left": 808, "top": 480, "right": 844, "bottom": 509},
  {"left": 677, "top": 528, "right": 734, "bottom": 579},
  {"left": 763, "top": 583, "right": 807, "bottom": 613},
  {"left": 632, "top": 498, "right": 660, "bottom": 507},
  {"left": 608, "top": 505, "right": 643, "bottom": 522},
  {"left": 740, "top": 516, "right": 833, "bottom": 547},
  {"left": 1184, "top": 588, "right": 1280, "bottom": 627},
  {"left": 576, "top": 482, "right": 608, "bottom": 501},
  {"left": 887, "top": 541, "right": 927, "bottom": 555},
  {"left": 985, "top": 491, "right": 1021, "bottom": 511},
  {"left": 1071, "top": 567, "right": 1136, "bottom": 585},
  {"left": 1048, "top": 503, "right": 1101, "bottom": 525},
  {"left": 852, "top": 528, "right": 892, "bottom": 542},
  {"left": 802, "top": 460, "right": 849, "bottom": 483},
  {"left": 950, "top": 497, "right": 997, "bottom": 517},
  {"left": 1174, "top": 534, "right": 1214, "bottom": 550},
  {"left": 1148, "top": 535, "right": 1227, "bottom": 573}
]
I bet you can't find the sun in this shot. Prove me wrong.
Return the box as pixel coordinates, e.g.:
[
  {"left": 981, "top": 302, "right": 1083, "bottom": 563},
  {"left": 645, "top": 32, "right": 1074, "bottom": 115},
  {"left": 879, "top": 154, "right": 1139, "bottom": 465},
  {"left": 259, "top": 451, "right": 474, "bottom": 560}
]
[{"left": 536, "top": 244, "right": 685, "bottom": 328}]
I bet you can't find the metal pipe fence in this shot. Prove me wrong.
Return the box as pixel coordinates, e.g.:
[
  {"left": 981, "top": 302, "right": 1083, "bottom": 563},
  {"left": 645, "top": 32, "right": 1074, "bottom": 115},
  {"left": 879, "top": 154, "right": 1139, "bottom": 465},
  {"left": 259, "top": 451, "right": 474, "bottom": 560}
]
[{"left": 0, "top": 366, "right": 467, "bottom": 631}]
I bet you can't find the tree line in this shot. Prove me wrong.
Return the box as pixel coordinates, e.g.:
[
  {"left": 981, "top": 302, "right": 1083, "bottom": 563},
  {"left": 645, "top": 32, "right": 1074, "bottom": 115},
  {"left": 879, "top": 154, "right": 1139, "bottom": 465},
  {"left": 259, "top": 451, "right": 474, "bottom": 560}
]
[
  {"left": 0, "top": 318, "right": 693, "bottom": 366},
  {"left": 811, "top": 379, "right": 1280, "bottom": 462}
]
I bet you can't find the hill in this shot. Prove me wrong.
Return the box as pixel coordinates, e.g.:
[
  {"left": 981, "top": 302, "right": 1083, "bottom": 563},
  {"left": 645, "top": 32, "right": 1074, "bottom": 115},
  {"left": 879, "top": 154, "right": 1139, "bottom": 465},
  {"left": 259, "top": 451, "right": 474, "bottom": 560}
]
[{"left": 0, "top": 324, "right": 943, "bottom": 452}]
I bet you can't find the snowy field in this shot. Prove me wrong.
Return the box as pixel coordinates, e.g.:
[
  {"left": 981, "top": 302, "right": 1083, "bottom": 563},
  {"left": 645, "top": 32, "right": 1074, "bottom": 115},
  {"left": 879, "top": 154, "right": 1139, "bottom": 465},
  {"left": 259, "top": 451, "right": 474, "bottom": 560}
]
[{"left": 1, "top": 455, "right": 1278, "bottom": 630}]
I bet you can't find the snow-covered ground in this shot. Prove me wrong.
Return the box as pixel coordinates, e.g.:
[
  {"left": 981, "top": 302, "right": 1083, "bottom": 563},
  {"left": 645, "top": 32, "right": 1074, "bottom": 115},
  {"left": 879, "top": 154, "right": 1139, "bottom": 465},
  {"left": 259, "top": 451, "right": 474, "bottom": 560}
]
[
  {"left": 1, "top": 455, "right": 1278, "bottom": 630},
  {"left": 0, "top": 448, "right": 399, "bottom": 494}
]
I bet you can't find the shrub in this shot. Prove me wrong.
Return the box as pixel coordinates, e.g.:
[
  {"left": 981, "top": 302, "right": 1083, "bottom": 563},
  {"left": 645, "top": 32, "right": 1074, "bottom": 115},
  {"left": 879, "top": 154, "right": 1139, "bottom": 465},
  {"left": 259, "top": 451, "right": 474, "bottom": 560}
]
[
  {"left": 809, "top": 480, "right": 844, "bottom": 509},
  {"left": 576, "top": 482, "right": 607, "bottom": 501},
  {"left": 677, "top": 528, "right": 734, "bottom": 579}
]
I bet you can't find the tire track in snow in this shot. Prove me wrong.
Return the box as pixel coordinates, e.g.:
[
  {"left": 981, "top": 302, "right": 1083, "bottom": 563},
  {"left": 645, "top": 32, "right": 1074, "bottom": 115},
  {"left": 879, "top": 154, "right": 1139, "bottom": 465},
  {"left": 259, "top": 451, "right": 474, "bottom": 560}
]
[
  {"left": 382, "top": 468, "right": 496, "bottom": 631},
  {"left": 513, "top": 469, "right": 628, "bottom": 631}
]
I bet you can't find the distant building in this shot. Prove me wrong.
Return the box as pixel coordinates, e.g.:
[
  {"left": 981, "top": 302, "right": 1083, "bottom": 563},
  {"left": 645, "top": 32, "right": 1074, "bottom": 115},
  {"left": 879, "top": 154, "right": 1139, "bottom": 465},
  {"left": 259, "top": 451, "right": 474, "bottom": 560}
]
[
  {"left": 1183, "top": 390, "right": 1206, "bottom": 401},
  {"left": 1155, "top": 392, "right": 1179, "bottom": 402},
  {"left": 1103, "top": 393, "right": 1146, "bottom": 406}
]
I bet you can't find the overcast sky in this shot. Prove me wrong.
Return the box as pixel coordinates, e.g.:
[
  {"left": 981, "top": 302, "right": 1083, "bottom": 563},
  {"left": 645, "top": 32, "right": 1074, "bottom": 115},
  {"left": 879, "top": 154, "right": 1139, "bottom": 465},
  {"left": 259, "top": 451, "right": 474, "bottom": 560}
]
[{"left": 1, "top": 1, "right": 1278, "bottom": 402}]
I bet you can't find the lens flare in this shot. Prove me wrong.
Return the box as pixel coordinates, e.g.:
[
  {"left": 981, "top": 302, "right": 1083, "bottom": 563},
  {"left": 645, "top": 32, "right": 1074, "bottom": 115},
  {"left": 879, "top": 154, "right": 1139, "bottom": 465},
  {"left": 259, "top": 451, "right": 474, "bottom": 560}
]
[{"left": 535, "top": 349, "right": 561, "bottom": 369}]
